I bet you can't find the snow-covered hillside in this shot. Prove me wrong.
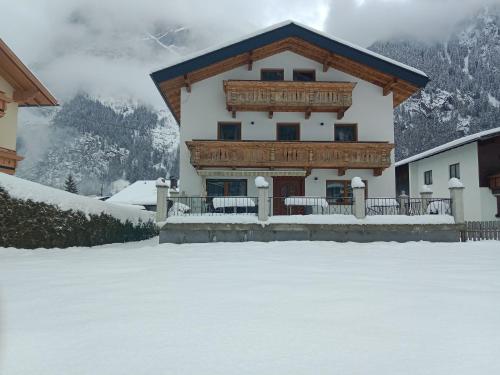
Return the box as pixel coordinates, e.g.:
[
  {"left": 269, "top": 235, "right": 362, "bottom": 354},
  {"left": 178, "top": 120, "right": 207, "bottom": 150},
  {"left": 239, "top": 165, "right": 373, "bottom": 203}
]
[
  {"left": 1, "top": 239, "right": 499, "bottom": 374},
  {"left": 370, "top": 5, "right": 500, "bottom": 160}
]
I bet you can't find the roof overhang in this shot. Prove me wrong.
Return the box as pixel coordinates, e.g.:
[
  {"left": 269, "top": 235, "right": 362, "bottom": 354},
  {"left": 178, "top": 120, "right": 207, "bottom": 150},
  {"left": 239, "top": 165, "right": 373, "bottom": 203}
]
[
  {"left": 0, "top": 39, "right": 58, "bottom": 107},
  {"left": 151, "top": 21, "right": 429, "bottom": 125}
]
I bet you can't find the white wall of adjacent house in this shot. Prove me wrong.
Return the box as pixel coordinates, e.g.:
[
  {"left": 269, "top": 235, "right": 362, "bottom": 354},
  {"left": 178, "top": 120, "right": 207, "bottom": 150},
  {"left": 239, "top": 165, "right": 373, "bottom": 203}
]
[
  {"left": 408, "top": 141, "right": 498, "bottom": 221},
  {"left": 179, "top": 51, "right": 395, "bottom": 197},
  {"left": 0, "top": 75, "right": 18, "bottom": 151}
]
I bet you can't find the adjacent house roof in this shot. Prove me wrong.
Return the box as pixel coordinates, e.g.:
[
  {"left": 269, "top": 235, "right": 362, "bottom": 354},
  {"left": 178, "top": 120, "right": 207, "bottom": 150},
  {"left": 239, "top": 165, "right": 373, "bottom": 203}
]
[
  {"left": 395, "top": 127, "right": 500, "bottom": 167},
  {"left": 0, "top": 38, "right": 58, "bottom": 107},
  {"left": 151, "top": 21, "right": 429, "bottom": 124},
  {"left": 107, "top": 180, "right": 163, "bottom": 206}
]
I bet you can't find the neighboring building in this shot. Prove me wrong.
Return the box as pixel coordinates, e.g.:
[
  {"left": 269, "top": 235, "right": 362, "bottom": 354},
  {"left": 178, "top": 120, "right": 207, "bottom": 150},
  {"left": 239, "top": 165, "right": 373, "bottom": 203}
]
[
  {"left": 396, "top": 127, "right": 500, "bottom": 221},
  {"left": 151, "top": 21, "right": 428, "bottom": 215},
  {"left": 0, "top": 38, "right": 58, "bottom": 175},
  {"left": 107, "top": 180, "right": 161, "bottom": 211}
]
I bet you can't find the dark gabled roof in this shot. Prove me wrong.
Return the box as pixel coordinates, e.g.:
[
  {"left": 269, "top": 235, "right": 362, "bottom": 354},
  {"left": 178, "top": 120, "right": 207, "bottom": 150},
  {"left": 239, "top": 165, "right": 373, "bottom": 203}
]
[{"left": 151, "top": 21, "right": 429, "bottom": 124}]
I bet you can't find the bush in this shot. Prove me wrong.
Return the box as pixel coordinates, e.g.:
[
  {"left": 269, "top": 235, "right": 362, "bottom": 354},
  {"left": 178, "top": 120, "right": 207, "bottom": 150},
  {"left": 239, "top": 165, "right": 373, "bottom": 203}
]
[{"left": 0, "top": 186, "right": 158, "bottom": 249}]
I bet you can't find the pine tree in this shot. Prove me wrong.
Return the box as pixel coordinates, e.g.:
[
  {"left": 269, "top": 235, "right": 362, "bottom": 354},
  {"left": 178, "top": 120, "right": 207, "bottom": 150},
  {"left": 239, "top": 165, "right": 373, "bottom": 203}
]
[{"left": 64, "top": 174, "right": 78, "bottom": 194}]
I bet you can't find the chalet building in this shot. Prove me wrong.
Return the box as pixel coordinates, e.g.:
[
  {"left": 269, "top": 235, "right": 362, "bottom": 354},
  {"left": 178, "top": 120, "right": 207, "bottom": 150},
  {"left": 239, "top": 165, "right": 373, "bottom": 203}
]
[
  {"left": 151, "top": 22, "right": 428, "bottom": 215},
  {"left": 396, "top": 127, "right": 500, "bottom": 220},
  {"left": 0, "top": 39, "right": 57, "bottom": 175}
]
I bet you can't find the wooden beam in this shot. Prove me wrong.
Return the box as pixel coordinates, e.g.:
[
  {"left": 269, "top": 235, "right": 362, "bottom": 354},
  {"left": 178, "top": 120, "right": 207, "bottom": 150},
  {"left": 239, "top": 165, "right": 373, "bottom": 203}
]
[
  {"left": 338, "top": 167, "right": 346, "bottom": 176},
  {"left": 322, "top": 55, "right": 330, "bottom": 72},
  {"left": 337, "top": 110, "right": 345, "bottom": 120},
  {"left": 373, "top": 168, "right": 383, "bottom": 177},
  {"left": 383, "top": 79, "right": 398, "bottom": 96},
  {"left": 0, "top": 91, "right": 13, "bottom": 103},
  {"left": 247, "top": 51, "right": 253, "bottom": 71},
  {"left": 268, "top": 111, "right": 273, "bottom": 119},
  {"left": 13, "top": 89, "right": 38, "bottom": 103},
  {"left": 184, "top": 74, "right": 191, "bottom": 93},
  {"left": 305, "top": 108, "right": 311, "bottom": 119},
  {"left": 232, "top": 110, "right": 236, "bottom": 119}
]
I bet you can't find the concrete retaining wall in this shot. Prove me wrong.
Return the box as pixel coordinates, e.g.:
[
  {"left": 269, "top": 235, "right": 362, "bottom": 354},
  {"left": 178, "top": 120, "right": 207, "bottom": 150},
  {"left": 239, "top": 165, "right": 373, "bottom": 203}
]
[{"left": 159, "top": 223, "right": 463, "bottom": 243}]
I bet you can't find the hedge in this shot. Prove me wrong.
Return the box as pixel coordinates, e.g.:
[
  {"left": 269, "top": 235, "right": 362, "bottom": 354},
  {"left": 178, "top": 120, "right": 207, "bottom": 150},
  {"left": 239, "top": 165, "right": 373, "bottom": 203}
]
[{"left": 0, "top": 186, "right": 158, "bottom": 249}]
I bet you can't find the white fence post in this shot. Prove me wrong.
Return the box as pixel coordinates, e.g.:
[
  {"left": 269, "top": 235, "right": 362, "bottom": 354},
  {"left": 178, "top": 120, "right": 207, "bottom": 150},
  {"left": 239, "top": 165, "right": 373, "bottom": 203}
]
[
  {"left": 420, "top": 185, "right": 433, "bottom": 215},
  {"left": 351, "top": 177, "right": 366, "bottom": 219},
  {"left": 449, "top": 178, "right": 465, "bottom": 224},
  {"left": 255, "top": 176, "right": 269, "bottom": 222},
  {"left": 156, "top": 178, "right": 169, "bottom": 222}
]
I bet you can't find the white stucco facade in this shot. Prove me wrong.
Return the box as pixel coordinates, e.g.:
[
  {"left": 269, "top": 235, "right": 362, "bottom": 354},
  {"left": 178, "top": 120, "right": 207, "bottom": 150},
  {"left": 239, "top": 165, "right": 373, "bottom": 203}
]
[
  {"left": 407, "top": 142, "right": 499, "bottom": 221},
  {"left": 0, "top": 75, "right": 18, "bottom": 151},
  {"left": 179, "top": 51, "right": 396, "bottom": 198}
]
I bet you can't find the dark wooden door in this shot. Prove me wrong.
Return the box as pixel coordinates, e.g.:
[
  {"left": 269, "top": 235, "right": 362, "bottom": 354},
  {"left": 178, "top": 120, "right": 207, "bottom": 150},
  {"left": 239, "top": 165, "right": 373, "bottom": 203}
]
[{"left": 273, "top": 176, "right": 305, "bottom": 215}]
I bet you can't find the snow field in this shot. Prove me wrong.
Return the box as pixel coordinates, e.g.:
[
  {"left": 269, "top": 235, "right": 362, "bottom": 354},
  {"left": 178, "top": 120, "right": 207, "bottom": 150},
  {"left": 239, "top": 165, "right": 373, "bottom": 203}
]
[{"left": 1, "top": 239, "right": 499, "bottom": 375}]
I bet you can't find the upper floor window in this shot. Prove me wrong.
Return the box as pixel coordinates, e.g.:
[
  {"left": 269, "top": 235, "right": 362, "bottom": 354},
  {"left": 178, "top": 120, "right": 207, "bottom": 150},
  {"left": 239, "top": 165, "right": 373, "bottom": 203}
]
[
  {"left": 449, "top": 163, "right": 460, "bottom": 179},
  {"left": 424, "top": 170, "right": 433, "bottom": 185},
  {"left": 218, "top": 122, "right": 241, "bottom": 141},
  {"left": 293, "top": 69, "right": 316, "bottom": 81},
  {"left": 334, "top": 124, "right": 357, "bottom": 142},
  {"left": 277, "top": 123, "right": 300, "bottom": 141},
  {"left": 260, "top": 69, "right": 284, "bottom": 81}
]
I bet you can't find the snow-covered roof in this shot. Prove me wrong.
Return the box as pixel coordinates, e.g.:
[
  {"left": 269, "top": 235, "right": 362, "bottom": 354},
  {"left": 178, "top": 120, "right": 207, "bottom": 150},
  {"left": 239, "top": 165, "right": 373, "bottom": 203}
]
[
  {"left": 396, "top": 127, "right": 500, "bottom": 167},
  {"left": 151, "top": 21, "right": 427, "bottom": 79},
  {"left": 107, "top": 180, "right": 161, "bottom": 206}
]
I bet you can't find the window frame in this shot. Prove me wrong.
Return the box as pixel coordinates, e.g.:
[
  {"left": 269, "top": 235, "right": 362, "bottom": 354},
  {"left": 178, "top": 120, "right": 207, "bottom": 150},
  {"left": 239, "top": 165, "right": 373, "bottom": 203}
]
[
  {"left": 260, "top": 68, "right": 285, "bottom": 81},
  {"left": 334, "top": 124, "right": 358, "bottom": 142},
  {"left": 206, "top": 179, "right": 248, "bottom": 197},
  {"left": 276, "top": 123, "right": 300, "bottom": 141},
  {"left": 326, "top": 179, "right": 368, "bottom": 204},
  {"left": 449, "top": 163, "right": 460, "bottom": 179},
  {"left": 293, "top": 69, "right": 316, "bottom": 82},
  {"left": 217, "top": 122, "right": 241, "bottom": 141},
  {"left": 424, "top": 170, "right": 433, "bottom": 185}
]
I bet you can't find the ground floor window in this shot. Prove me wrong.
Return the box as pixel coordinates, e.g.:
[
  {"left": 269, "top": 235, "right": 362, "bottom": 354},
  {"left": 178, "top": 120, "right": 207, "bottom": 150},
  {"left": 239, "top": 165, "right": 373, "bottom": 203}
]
[
  {"left": 424, "top": 170, "right": 433, "bottom": 185},
  {"left": 449, "top": 163, "right": 460, "bottom": 179},
  {"left": 326, "top": 180, "right": 367, "bottom": 204},
  {"left": 206, "top": 179, "right": 247, "bottom": 197}
]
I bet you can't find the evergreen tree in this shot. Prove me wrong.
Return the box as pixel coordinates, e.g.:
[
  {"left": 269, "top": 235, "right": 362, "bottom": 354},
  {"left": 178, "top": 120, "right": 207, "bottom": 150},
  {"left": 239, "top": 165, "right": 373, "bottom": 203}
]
[{"left": 64, "top": 174, "right": 78, "bottom": 194}]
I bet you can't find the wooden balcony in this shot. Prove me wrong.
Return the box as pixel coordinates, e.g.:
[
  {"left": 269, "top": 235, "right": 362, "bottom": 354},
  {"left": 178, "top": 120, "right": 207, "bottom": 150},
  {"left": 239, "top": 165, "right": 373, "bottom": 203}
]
[
  {"left": 186, "top": 140, "right": 394, "bottom": 176},
  {"left": 489, "top": 173, "right": 500, "bottom": 195},
  {"left": 223, "top": 80, "right": 356, "bottom": 119},
  {"left": 0, "top": 147, "right": 23, "bottom": 175}
]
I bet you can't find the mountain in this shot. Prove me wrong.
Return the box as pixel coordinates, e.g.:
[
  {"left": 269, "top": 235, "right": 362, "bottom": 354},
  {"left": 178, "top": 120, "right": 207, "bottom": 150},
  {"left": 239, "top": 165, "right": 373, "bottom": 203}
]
[
  {"left": 16, "top": 94, "right": 179, "bottom": 196},
  {"left": 370, "top": 5, "right": 500, "bottom": 161}
]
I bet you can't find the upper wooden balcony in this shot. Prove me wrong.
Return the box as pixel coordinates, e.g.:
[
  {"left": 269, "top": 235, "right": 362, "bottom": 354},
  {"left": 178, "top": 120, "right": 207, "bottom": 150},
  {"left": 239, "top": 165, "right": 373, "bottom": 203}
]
[
  {"left": 186, "top": 140, "right": 394, "bottom": 176},
  {"left": 223, "top": 80, "right": 356, "bottom": 119}
]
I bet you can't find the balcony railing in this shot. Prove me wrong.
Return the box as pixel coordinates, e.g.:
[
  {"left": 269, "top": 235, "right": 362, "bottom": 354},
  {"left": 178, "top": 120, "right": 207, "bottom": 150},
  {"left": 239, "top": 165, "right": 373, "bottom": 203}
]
[
  {"left": 186, "top": 140, "right": 394, "bottom": 175},
  {"left": 223, "top": 80, "right": 356, "bottom": 118}
]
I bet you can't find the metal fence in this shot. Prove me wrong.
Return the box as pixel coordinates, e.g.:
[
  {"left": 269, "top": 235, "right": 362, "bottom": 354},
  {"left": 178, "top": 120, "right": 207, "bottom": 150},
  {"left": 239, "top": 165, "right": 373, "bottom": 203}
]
[
  {"left": 462, "top": 221, "right": 500, "bottom": 241},
  {"left": 366, "top": 198, "right": 452, "bottom": 216},
  {"left": 166, "top": 196, "right": 258, "bottom": 217},
  {"left": 270, "top": 196, "right": 353, "bottom": 216}
]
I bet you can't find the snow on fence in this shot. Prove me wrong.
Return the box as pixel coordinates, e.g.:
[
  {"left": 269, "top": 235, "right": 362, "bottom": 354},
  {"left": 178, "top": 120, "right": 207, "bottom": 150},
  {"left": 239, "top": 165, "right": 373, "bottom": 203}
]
[
  {"left": 166, "top": 196, "right": 258, "bottom": 217},
  {"left": 272, "top": 196, "right": 353, "bottom": 215},
  {"left": 366, "top": 198, "right": 452, "bottom": 216},
  {"left": 462, "top": 221, "right": 500, "bottom": 241}
]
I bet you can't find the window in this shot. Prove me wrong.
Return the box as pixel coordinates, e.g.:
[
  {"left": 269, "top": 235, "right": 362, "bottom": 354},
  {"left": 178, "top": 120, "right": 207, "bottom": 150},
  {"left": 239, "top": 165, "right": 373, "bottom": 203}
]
[
  {"left": 334, "top": 124, "right": 358, "bottom": 142},
  {"left": 206, "top": 179, "right": 247, "bottom": 197},
  {"left": 218, "top": 122, "right": 241, "bottom": 140},
  {"left": 424, "top": 170, "right": 433, "bottom": 185},
  {"left": 449, "top": 163, "right": 460, "bottom": 179},
  {"left": 277, "top": 123, "right": 300, "bottom": 141},
  {"left": 260, "top": 69, "right": 284, "bottom": 81},
  {"left": 293, "top": 69, "right": 316, "bottom": 81},
  {"left": 326, "top": 180, "right": 367, "bottom": 204}
]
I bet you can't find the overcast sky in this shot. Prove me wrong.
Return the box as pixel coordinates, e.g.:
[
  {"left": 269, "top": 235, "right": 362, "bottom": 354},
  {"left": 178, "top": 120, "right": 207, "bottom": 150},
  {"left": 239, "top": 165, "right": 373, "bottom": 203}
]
[{"left": 0, "top": 0, "right": 498, "bottom": 108}]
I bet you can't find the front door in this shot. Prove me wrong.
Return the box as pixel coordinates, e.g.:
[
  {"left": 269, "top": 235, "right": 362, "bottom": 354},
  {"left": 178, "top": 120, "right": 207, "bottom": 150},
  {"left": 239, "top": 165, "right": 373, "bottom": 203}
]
[{"left": 273, "top": 176, "right": 305, "bottom": 215}]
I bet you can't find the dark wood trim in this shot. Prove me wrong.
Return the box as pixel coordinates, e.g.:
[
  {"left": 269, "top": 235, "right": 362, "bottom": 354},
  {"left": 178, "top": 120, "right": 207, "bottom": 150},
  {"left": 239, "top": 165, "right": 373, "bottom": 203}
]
[
  {"left": 217, "top": 122, "right": 242, "bottom": 140},
  {"left": 260, "top": 68, "right": 285, "bottom": 81},
  {"left": 293, "top": 69, "right": 316, "bottom": 81},
  {"left": 334, "top": 123, "right": 358, "bottom": 142},
  {"left": 276, "top": 123, "right": 300, "bottom": 141}
]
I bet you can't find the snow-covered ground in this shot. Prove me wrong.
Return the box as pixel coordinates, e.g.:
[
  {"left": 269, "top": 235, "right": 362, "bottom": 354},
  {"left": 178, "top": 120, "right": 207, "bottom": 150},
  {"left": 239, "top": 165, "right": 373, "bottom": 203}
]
[{"left": 1, "top": 240, "right": 499, "bottom": 375}]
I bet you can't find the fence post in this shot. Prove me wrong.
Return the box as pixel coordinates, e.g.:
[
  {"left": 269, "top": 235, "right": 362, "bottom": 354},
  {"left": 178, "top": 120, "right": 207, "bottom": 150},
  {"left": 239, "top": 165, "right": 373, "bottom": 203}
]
[
  {"left": 398, "top": 193, "right": 409, "bottom": 215},
  {"left": 255, "top": 176, "right": 269, "bottom": 222},
  {"left": 351, "top": 177, "right": 366, "bottom": 219},
  {"left": 449, "top": 178, "right": 465, "bottom": 224},
  {"left": 156, "top": 178, "right": 169, "bottom": 222},
  {"left": 420, "top": 185, "right": 433, "bottom": 215}
]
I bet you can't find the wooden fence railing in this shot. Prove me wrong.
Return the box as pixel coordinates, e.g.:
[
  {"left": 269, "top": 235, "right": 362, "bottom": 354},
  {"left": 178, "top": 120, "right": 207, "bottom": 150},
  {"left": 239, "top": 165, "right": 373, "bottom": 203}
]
[{"left": 462, "top": 221, "right": 500, "bottom": 241}]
